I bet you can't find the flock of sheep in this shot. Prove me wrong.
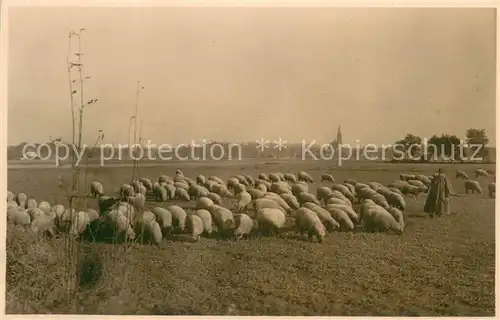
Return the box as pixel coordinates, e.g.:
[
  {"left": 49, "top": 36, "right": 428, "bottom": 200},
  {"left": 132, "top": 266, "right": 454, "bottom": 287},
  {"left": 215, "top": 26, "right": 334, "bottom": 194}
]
[{"left": 6, "top": 167, "right": 495, "bottom": 245}]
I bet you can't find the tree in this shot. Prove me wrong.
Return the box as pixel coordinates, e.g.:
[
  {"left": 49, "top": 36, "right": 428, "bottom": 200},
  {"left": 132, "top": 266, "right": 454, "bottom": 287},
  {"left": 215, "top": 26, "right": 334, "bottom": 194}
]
[
  {"left": 465, "top": 128, "right": 489, "bottom": 161},
  {"left": 426, "top": 134, "right": 462, "bottom": 162},
  {"left": 395, "top": 134, "right": 422, "bottom": 160}
]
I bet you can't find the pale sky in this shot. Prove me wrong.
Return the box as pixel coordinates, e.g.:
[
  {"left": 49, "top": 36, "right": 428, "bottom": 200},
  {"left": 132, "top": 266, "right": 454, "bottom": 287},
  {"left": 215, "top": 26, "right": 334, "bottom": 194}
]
[{"left": 7, "top": 7, "right": 497, "bottom": 146}]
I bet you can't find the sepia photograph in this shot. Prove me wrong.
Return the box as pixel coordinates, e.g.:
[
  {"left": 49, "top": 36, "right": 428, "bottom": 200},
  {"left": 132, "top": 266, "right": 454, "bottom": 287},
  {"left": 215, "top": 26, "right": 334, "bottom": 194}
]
[{"left": 2, "top": 1, "right": 497, "bottom": 316}]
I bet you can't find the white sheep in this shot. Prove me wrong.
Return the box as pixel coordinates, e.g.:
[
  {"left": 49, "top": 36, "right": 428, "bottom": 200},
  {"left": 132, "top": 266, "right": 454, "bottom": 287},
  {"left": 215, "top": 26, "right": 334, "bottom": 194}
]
[
  {"left": 370, "top": 193, "right": 390, "bottom": 210},
  {"left": 465, "top": 179, "right": 482, "bottom": 194},
  {"left": 7, "top": 190, "right": 14, "bottom": 202},
  {"left": 167, "top": 205, "right": 187, "bottom": 232},
  {"left": 237, "top": 191, "right": 252, "bottom": 212},
  {"left": 263, "top": 192, "right": 292, "bottom": 213},
  {"left": 195, "top": 209, "right": 213, "bottom": 235},
  {"left": 30, "top": 213, "right": 57, "bottom": 237},
  {"left": 196, "top": 197, "right": 215, "bottom": 211},
  {"left": 270, "top": 182, "right": 292, "bottom": 195},
  {"left": 326, "top": 197, "right": 349, "bottom": 206},
  {"left": 139, "top": 177, "right": 153, "bottom": 191},
  {"left": 244, "top": 174, "right": 255, "bottom": 186},
  {"left": 165, "top": 184, "right": 176, "bottom": 200},
  {"left": 258, "top": 173, "right": 270, "bottom": 182},
  {"left": 284, "top": 173, "right": 297, "bottom": 183},
  {"left": 189, "top": 184, "right": 209, "bottom": 199},
  {"left": 360, "top": 200, "right": 402, "bottom": 234},
  {"left": 325, "top": 203, "right": 358, "bottom": 223},
  {"left": 297, "top": 171, "right": 314, "bottom": 183},
  {"left": 174, "top": 181, "right": 190, "bottom": 190},
  {"left": 235, "top": 175, "right": 249, "bottom": 186},
  {"left": 207, "top": 192, "right": 222, "bottom": 205},
  {"left": 69, "top": 211, "right": 90, "bottom": 238},
  {"left": 208, "top": 175, "right": 225, "bottom": 185},
  {"left": 297, "top": 192, "right": 321, "bottom": 206},
  {"left": 294, "top": 207, "right": 326, "bottom": 243},
  {"left": 186, "top": 214, "right": 204, "bottom": 241},
  {"left": 252, "top": 198, "right": 286, "bottom": 214},
  {"left": 154, "top": 184, "right": 168, "bottom": 202},
  {"left": 330, "top": 190, "right": 352, "bottom": 207},
  {"left": 476, "top": 169, "right": 489, "bottom": 178},
  {"left": 151, "top": 207, "right": 173, "bottom": 236},
  {"left": 255, "top": 207, "right": 286, "bottom": 236},
  {"left": 247, "top": 188, "right": 265, "bottom": 199},
  {"left": 89, "top": 181, "right": 104, "bottom": 198},
  {"left": 324, "top": 206, "right": 354, "bottom": 232},
  {"left": 316, "top": 186, "right": 334, "bottom": 204},
  {"left": 212, "top": 184, "right": 233, "bottom": 198},
  {"left": 234, "top": 213, "right": 254, "bottom": 240},
  {"left": 208, "top": 205, "right": 235, "bottom": 235},
  {"left": 321, "top": 174, "right": 335, "bottom": 183},
  {"left": 255, "top": 183, "right": 268, "bottom": 193},
  {"left": 456, "top": 170, "right": 468, "bottom": 180},
  {"left": 302, "top": 202, "right": 340, "bottom": 232},
  {"left": 175, "top": 188, "right": 191, "bottom": 201},
  {"left": 386, "top": 207, "right": 404, "bottom": 231},
  {"left": 197, "top": 174, "right": 207, "bottom": 185},
  {"left": 120, "top": 184, "right": 135, "bottom": 199},
  {"left": 269, "top": 173, "right": 281, "bottom": 183},
  {"left": 104, "top": 209, "right": 136, "bottom": 241},
  {"left": 158, "top": 174, "right": 173, "bottom": 184},
  {"left": 331, "top": 184, "right": 354, "bottom": 201},
  {"left": 279, "top": 193, "right": 300, "bottom": 210},
  {"left": 7, "top": 206, "right": 30, "bottom": 226},
  {"left": 407, "top": 179, "right": 428, "bottom": 192}
]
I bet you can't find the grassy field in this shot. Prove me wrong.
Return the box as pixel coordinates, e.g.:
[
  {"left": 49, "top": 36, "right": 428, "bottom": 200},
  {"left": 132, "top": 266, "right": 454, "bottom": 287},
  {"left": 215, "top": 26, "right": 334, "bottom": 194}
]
[{"left": 6, "top": 160, "right": 496, "bottom": 315}]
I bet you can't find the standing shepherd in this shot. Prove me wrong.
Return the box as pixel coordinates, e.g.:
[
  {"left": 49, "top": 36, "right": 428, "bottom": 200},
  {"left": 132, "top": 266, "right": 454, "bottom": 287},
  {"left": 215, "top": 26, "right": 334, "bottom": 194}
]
[{"left": 424, "top": 168, "right": 457, "bottom": 217}]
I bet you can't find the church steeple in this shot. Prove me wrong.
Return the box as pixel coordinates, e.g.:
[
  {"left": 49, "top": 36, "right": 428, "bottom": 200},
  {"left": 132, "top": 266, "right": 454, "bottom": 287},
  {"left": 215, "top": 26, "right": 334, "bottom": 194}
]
[{"left": 336, "top": 126, "right": 342, "bottom": 146}]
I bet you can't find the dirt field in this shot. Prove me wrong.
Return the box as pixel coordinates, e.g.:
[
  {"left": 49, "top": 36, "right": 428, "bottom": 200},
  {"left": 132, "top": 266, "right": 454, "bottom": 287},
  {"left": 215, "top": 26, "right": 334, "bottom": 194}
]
[{"left": 6, "top": 160, "right": 496, "bottom": 315}]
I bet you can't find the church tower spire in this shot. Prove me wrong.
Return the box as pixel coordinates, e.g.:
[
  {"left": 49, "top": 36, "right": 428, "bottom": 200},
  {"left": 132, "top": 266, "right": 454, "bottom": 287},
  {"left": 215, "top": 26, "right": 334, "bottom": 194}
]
[{"left": 336, "top": 126, "right": 342, "bottom": 146}]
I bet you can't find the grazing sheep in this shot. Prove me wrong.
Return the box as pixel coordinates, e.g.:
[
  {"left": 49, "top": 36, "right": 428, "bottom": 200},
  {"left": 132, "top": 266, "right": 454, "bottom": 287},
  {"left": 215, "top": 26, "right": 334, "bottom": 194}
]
[
  {"left": 370, "top": 193, "right": 390, "bottom": 210},
  {"left": 234, "top": 213, "right": 254, "bottom": 240},
  {"left": 175, "top": 188, "right": 191, "bottom": 201},
  {"left": 247, "top": 188, "right": 265, "bottom": 199},
  {"left": 356, "top": 187, "right": 378, "bottom": 202},
  {"left": 30, "top": 214, "right": 57, "bottom": 237},
  {"left": 186, "top": 214, "right": 204, "bottom": 241},
  {"left": 153, "top": 185, "right": 168, "bottom": 202},
  {"left": 292, "top": 183, "right": 308, "bottom": 196},
  {"left": 244, "top": 174, "right": 255, "bottom": 186},
  {"left": 330, "top": 190, "right": 352, "bottom": 207},
  {"left": 174, "top": 181, "right": 190, "bottom": 190},
  {"left": 167, "top": 205, "right": 187, "bottom": 232},
  {"left": 103, "top": 209, "right": 136, "bottom": 241},
  {"left": 414, "top": 174, "right": 431, "bottom": 186},
  {"left": 343, "top": 183, "right": 356, "bottom": 197},
  {"left": 158, "top": 175, "right": 173, "bottom": 184},
  {"left": 280, "top": 193, "right": 301, "bottom": 210},
  {"left": 195, "top": 209, "right": 213, "bottom": 235},
  {"left": 139, "top": 178, "right": 153, "bottom": 191},
  {"left": 189, "top": 184, "right": 209, "bottom": 199},
  {"left": 316, "top": 186, "right": 334, "bottom": 204},
  {"left": 402, "top": 185, "right": 421, "bottom": 198},
  {"left": 297, "top": 171, "right": 314, "bottom": 183},
  {"left": 294, "top": 207, "right": 327, "bottom": 242},
  {"left": 207, "top": 192, "right": 222, "bottom": 205},
  {"left": 367, "top": 182, "right": 383, "bottom": 190},
  {"left": 235, "top": 175, "right": 250, "bottom": 187},
  {"left": 321, "top": 174, "right": 335, "bottom": 183},
  {"left": 387, "top": 207, "right": 404, "bottom": 231},
  {"left": 284, "top": 173, "right": 297, "bottom": 183},
  {"left": 120, "top": 184, "right": 135, "bottom": 199},
  {"left": 325, "top": 203, "right": 358, "bottom": 223},
  {"left": 252, "top": 198, "right": 286, "bottom": 214},
  {"left": 324, "top": 206, "right": 355, "bottom": 231},
  {"left": 209, "top": 175, "right": 225, "bottom": 186},
  {"left": 407, "top": 179, "right": 428, "bottom": 192},
  {"left": 69, "top": 211, "right": 90, "bottom": 238},
  {"left": 7, "top": 200, "right": 18, "bottom": 211},
  {"left": 51, "top": 204, "right": 65, "bottom": 219},
  {"left": 464, "top": 179, "right": 482, "bottom": 194},
  {"left": 476, "top": 169, "right": 489, "bottom": 178},
  {"left": 237, "top": 191, "right": 252, "bottom": 212},
  {"left": 331, "top": 184, "right": 354, "bottom": 201},
  {"left": 258, "top": 173, "right": 270, "bottom": 182},
  {"left": 270, "top": 182, "right": 291, "bottom": 195},
  {"left": 488, "top": 182, "right": 495, "bottom": 198},
  {"left": 263, "top": 192, "right": 292, "bottom": 213},
  {"left": 384, "top": 192, "right": 406, "bottom": 210},
  {"left": 196, "top": 197, "right": 215, "bottom": 210},
  {"left": 388, "top": 187, "right": 404, "bottom": 196},
  {"left": 208, "top": 205, "right": 235, "bottom": 236},
  {"left": 326, "top": 197, "right": 348, "bottom": 206},
  {"left": 151, "top": 207, "right": 173, "bottom": 236},
  {"left": 400, "top": 173, "right": 415, "bottom": 181},
  {"left": 269, "top": 173, "right": 281, "bottom": 183},
  {"left": 344, "top": 179, "right": 358, "bottom": 186},
  {"left": 456, "top": 170, "right": 468, "bottom": 180},
  {"left": 255, "top": 183, "right": 268, "bottom": 193},
  {"left": 297, "top": 192, "right": 321, "bottom": 206},
  {"left": 212, "top": 184, "right": 233, "bottom": 198},
  {"left": 255, "top": 208, "right": 286, "bottom": 236},
  {"left": 15, "top": 192, "right": 28, "bottom": 208},
  {"left": 164, "top": 184, "right": 176, "bottom": 200},
  {"left": 256, "top": 179, "right": 272, "bottom": 190},
  {"left": 28, "top": 207, "right": 44, "bottom": 221},
  {"left": 184, "top": 177, "right": 196, "bottom": 187},
  {"left": 360, "top": 200, "right": 403, "bottom": 234},
  {"left": 197, "top": 175, "right": 207, "bottom": 185},
  {"left": 90, "top": 181, "right": 104, "bottom": 198},
  {"left": 233, "top": 183, "right": 247, "bottom": 195},
  {"left": 302, "top": 202, "right": 340, "bottom": 232},
  {"left": 7, "top": 190, "right": 14, "bottom": 202}
]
